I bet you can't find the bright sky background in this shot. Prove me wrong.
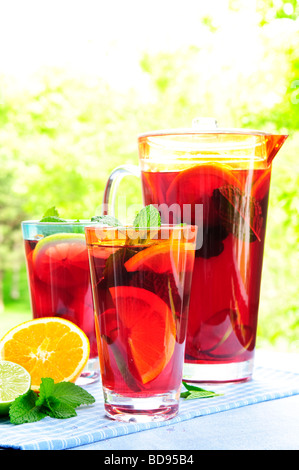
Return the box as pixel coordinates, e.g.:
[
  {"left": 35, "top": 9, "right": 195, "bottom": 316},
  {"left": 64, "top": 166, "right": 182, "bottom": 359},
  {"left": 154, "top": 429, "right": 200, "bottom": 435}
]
[
  {"left": 0, "top": 0, "right": 298, "bottom": 110},
  {"left": 0, "top": 0, "right": 262, "bottom": 87}
]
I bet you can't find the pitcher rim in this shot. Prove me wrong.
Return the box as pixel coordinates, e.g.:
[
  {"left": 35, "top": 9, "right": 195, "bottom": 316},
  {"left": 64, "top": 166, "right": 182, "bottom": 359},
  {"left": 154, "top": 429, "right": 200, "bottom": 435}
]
[{"left": 138, "top": 128, "right": 288, "bottom": 139}]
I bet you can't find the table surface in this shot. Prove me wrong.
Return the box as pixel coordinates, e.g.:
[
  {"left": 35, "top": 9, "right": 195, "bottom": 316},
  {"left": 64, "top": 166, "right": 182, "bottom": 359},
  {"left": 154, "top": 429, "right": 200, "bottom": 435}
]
[{"left": 69, "top": 349, "right": 299, "bottom": 451}]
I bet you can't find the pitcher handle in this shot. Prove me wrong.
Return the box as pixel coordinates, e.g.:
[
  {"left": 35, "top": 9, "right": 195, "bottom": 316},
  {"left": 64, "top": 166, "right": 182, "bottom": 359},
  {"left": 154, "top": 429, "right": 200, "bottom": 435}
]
[{"left": 102, "top": 164, "right": 141, "bottom": 216}]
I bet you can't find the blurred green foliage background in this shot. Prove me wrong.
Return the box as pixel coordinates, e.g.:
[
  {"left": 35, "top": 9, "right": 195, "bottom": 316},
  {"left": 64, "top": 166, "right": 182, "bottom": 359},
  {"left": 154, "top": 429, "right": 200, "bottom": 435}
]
[{"left": 0, "top": 0, "right": 298, "bottom": 351}]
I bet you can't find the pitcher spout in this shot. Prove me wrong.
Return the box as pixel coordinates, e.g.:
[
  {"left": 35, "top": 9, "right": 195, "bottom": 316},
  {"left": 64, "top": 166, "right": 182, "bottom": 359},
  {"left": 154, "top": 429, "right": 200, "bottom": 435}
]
[{"left": 265, "top": 134, "right": 288, "bottom": 166}]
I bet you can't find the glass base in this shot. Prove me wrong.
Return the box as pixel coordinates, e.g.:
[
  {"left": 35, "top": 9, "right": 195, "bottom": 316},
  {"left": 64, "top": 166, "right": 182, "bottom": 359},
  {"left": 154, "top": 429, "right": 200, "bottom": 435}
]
[
  {"left": 103, "top": 387, "right": 180, "bottom": 423},
  {"left": 183, "top": 358, "right": 254, "bottom": 384},
  {"left": 76, "top": 357, "right": 100, "bottom": 386}
]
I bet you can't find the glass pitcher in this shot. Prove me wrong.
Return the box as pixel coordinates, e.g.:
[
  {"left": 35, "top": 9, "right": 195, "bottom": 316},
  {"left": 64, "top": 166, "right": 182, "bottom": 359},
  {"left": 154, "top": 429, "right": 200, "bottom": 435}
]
[{"left": 102, "top": 119, "right": 287, "bottom": 383}]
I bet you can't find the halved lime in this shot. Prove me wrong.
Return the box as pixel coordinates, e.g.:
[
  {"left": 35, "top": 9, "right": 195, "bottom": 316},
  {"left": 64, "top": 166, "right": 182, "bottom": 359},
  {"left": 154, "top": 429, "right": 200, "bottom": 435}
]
[
  {"left": 32, "top": 232, "right": 88, "bottom": 287},
  {"left": 32, "top": 232, "right": 86, "bottom": 265},
  {"left": 0, "top": 361, "right": 31, "bottom": 416}
]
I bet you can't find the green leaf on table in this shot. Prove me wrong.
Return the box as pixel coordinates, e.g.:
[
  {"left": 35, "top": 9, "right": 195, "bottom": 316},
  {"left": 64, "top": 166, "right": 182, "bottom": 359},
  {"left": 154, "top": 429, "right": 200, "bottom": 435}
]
[
  {"left": 180, "top": 381, "right": 223, "bottom": 400},
  {"left": 9, "top": 378, "right": 95, "bottom": 424},
  {"left": 40, "top": 378, "right": 95, "bottom": 408},
  {"left": 42, "top": 396, "right": 78, "bottom": 419},
  {"left": 9, "top": 390, "right": 47, "bottom": 424}
]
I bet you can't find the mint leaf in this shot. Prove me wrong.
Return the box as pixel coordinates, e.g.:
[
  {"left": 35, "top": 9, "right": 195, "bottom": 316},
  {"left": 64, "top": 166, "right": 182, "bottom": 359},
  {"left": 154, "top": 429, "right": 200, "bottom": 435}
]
[
  {"left": 182, "top": 390, "right": 222, "bottom": 400},
  {"left": 9, "top": 378, "right": 95, "bottom": 424},
  {"left": 36, "top": 377, "right": 55, "bottom": 405},
  {"left": 182, "top": 381, "right": 209, "bottom": 392},
  {"left": 124, "top": 204, "right": 161, "bottom": 245},
  {"left": 44, "top": 396, "right": 78, "bottom": 419},
  {"left": 212, "top": 185, "right": 263, "bottom": 242},
  {"left": 103, "top": 246, "right": 137, "bottom": 287},
  {"left": 91, "top": 214, "right": 122, "bottom": 226},
  {"left": 180, "top": 381, "right": 223, "bottom": 400},
  {"left": 9, "top": 390, "right": 47, "bottom": 424},
  {"left": 133, "top": 204, "right": 161, "bottom": 229},
  {"left": 40, "top": 206, "right": 67, "bottom": 223},
  {"left": 36, "top": 378, "right": 95, "bottom": 410},
  {"left": 42, "top": 206, "right": 60, "bottom": 218},
  {"left": 50, "top": 380, "right": 96, "bottom": 407}
]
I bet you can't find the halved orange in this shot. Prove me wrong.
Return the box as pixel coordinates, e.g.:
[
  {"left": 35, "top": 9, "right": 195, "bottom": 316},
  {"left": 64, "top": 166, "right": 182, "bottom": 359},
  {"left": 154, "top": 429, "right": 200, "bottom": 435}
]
[
  {"left": 109, "top": 286, "right": 176, "bottom": 384},
  {"left": 0, "top": 318, "right": 90, "bottom": 391},
  {"left": 125, "top": 240, "right": 194, "bottom": 274}
]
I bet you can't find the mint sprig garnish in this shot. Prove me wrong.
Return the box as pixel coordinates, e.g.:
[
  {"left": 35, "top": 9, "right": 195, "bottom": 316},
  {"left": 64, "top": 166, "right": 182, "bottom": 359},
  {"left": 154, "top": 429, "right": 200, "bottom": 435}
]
[
  {"left": 9, "top": 389, "right": 48, "bottom": 424},
  {"left": 212, "top": 185, "right": 263, "bottom": 242},
  {"left": 125, "top": 204, "right": 161, "bottom": 245},
  {"left": 39, "top": 206, "right": 67, "bottom": 223},
  {"left": 38, "top": 207, "right": 123, "bottom": 237},
  {"left": 9, "top": 378, "right": 95, "bottom": 424},
  {"left": 39, "top": 205, "right": 160, "bottom": 229},
  {"left": 99, "top": 206, "right": 162, "bottom": 286},
  {"left": 133, "top": 204, "right": 161, "bottom": 229},
  {"left": 91, "top": 214, "right": 122, "bottom": 226},
  {"left": 180, "top": 381, "right": 223, "bottom": 400}
]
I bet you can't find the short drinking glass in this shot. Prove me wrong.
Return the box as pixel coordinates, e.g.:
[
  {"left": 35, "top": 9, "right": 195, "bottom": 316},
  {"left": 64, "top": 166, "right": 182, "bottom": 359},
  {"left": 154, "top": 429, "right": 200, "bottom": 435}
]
[
  {"left": 21, "top": 220, "right": 100, "bottom": 384},
  {"left": 85, "top": 224, "right": 197, "bottom": 422}
]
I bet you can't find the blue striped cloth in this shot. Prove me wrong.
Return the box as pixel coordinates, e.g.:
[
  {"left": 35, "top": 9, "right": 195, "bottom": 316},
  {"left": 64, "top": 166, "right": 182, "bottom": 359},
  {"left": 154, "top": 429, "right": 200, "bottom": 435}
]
[{"left": 0, "top": 366, "right": 298, "bottom": 450}]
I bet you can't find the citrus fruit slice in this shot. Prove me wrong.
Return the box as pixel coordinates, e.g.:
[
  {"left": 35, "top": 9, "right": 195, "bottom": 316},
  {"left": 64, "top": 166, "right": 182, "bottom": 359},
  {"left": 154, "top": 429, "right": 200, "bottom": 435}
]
[
  {"left": 166, "top": 163, "right": 241, "bottom": 225},
  {"left": 0, "top": 361, "right": 31, "bottom": 415},
  {"left": 124, "top": 241, "right": 194, "bottom": 274},
  {"left": 0, "top": 318, "right": 90, "bottom": 391},
  {"left": 109, "top": 286, "right": 176, "bottom": 384},
  {"left": 32, "top": 233, "right": 89, "bottom": 287}
]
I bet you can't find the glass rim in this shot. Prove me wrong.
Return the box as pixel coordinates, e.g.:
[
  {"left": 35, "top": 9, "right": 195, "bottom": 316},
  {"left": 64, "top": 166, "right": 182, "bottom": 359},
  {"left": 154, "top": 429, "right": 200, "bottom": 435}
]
[
  {"left": 138, "top": 128, "right": 288, "bottom": 139},
  {"left": 21, "top": 219, "right": 99, "bottom": 225},
  {"left": 84, "top": 223, "right": 197, "bottom": 231},
  {"left": 22, "top": 221, "right": 197, "bottom": 230},
  {"left": 85, "top": 224, "right": 198, "bottom": 246}
]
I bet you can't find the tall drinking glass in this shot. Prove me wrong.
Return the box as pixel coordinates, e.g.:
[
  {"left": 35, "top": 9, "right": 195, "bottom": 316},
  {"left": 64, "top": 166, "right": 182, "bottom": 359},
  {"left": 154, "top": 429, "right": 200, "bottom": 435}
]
[
  {"left": 21, "top": 220, "right": 100, "bottom": 384},
  {"left": 102, "top": 122, "right": 288, "bottom": 383},
  {"left": 85, "top": 224, "right": 197, "bottom": 422}
]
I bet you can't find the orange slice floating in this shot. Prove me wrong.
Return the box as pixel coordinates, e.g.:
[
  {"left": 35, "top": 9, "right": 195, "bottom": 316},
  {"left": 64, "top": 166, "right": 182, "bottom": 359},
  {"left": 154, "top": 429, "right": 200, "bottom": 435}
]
[
  {"left": 124, "top": 240, "right": 194, "bottom": 274},
  {"left": 166, "top": 163, "right": 241, "bottom": 225},
  {"left": 109, "top": 286, "right": 176, "bottom": 384},
  {"left": 166, "top": 163, "right": 241, "bottom": 199}
]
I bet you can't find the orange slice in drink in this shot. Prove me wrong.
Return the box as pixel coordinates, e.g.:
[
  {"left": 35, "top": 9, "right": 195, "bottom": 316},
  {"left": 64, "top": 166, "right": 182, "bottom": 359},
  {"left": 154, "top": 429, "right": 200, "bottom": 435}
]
[
  {"left": 0, "top": 318, "right": 90, "bottom": 391},
  {"left": 109, "top": 286, "right": 176, "bottom": 384},
  {"left": 167, "top": 163, "right": 241, "bottom": 200},
  {"left": 33, "top": 233, "right": 89, "bottom": 288},
  {"left": 166, "top": 163, "right": 241, "bottom": 225},
  {"left": 125, "top": 240, "right": 194, "bottom": 274}
]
